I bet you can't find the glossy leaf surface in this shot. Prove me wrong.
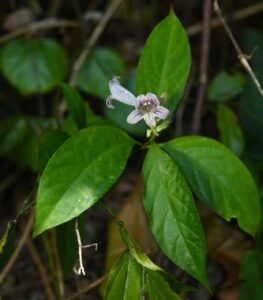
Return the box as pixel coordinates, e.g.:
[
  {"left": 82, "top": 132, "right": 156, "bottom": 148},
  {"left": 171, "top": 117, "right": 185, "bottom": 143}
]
[
  {"left": 163, "top": 137, "right": 260, "bottom": 235},
  {"left": 34, "top": 126, "right": 134, "bottom": 236},
  {"left": 104, "top": 251, "right": 143, "bottom": 300},
  {"left": 1, "top": 37, "right": 68, "bottom": 94},
  {"left": 143, "top": 143, "right": 207, "bottom": 286},
  {"left": 136, "top": 10, "right": 191, "bottom": 110}
]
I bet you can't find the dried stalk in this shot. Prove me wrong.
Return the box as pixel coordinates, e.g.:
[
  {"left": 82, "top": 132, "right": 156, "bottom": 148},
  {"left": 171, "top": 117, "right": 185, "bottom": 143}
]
[{"left": 214, "top": 0, "right": 263, "bottom": 97}]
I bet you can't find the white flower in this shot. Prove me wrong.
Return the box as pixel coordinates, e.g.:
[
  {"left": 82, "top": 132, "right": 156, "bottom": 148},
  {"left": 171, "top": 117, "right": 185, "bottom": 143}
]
[{"left": 106, "top": 77, "right": 169, "bottom": 128}]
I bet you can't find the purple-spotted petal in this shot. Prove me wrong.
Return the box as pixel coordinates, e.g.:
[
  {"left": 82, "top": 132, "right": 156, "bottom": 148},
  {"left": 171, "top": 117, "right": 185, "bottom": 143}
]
[
  {"left": 108, "top": 77, "right": 136, "bottom": 107},
  {"left": 146, "top": 92, "right": 160, "bottom": 106},
  {"left": 155, "top": 106, "right": 170, "bottom": 119},
  {"left": 127, "top": 109, "right": 143, "bottom": 124},
  {"left": 143, "top": 112, "right": 156, "bottom": 128}
]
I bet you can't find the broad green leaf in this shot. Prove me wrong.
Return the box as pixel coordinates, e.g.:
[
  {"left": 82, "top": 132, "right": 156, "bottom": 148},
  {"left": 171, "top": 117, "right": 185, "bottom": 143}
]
[
  {"left": 208, "top": 72, "right": 243, "bottom": 102},
  {"left": 146, "top": 270, "right": 182, "bottom": 300},
  {"left": 136, "top": 10, "right": 191, "bottom": 111},
  {"left": 1, "top": 37, "right": 68, "bottom": 94},
  {"left": 216, "top": 104, "right": 244, "bottom": 157},
  {"left": 77, "top": 48, "right": 124, "bottom": 99},
  {"left": 143, "top": 143, "right": 208, "bottom": 286},
  {"left": 38, "top": 129, "right": 69, "bottom": 172},
  {"left": 56, "top": 219, "right": 78, "bottom": 277},
  {"left": 163, "top": 137, "right": 260, "bottom": 235},
  {"left": 61, "top": 84, "right": 87, "bottom": 129},
  {"left": 104, "top": 251, "right": 143, "bottom": 300},
  {"left": 0, "top": 115, "right": 28, "bottom": 156},
  {"left": 117, "top": 221, "right": 194, "bottom": 292},
  {"left": 34, "top": 126, "right": 134, "bottom": 236},
  {"left": 240, "top": 250, "right": 263, "bottom": 300}
]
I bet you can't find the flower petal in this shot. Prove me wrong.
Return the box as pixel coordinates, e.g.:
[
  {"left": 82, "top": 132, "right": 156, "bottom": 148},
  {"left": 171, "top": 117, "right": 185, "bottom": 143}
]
[
  {"left": 108, "top": 77, "right": 136, "bottom": 106},
  {"left": 106, "top": 95, "right": 114, "bottom": 108},
  {"left": 143, "top": 112, "right": 156, "bottom": 128},
  {"left": 155, "top": 106, "right": 170, "bottom": 119},
  {"left": 146, "top": 92, "right": 160, "bottom": 106},
  {"left": 127, "top": 109, "right": 143, "bottom": 124}
]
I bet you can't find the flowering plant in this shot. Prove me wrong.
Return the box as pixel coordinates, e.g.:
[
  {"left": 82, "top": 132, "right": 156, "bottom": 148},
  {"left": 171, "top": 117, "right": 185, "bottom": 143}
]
[{"left": 30, "top": 10, "right": 260, "bottom": 299}]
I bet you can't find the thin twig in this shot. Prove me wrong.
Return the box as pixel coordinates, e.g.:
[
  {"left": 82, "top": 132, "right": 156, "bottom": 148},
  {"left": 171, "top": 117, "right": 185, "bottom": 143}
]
[
  {"left": 175, "top": 62, "right": 197, "bottom": 136},
  {"left": 65, "top": 274, "right": 108, "bottom": 300},
  {"left": 26, "top": 238, "right": 56, "bottom": 300},
  {"left": 187, "top": 2, "right": 263, "bottom": 36},
  {"left": 214, "top": 0, "right": 263, "bottom": 97},
  {"left": 0, "top": 18, "right": 79, "bottom": 44},
  {"left": 0, "top": 211, "right": 35, "bottom": 284},
  {"left": 74, "top": 219, "right": 98, "bottom": 276},
  {"left": 192, "top": 0, "right": 212, "bottom": 134},
  {"left": 50, "top": 229, "right": 65, "bottom": 298},
  {"left": 69, "top": 0, "right": 123, "bottom": 87}
]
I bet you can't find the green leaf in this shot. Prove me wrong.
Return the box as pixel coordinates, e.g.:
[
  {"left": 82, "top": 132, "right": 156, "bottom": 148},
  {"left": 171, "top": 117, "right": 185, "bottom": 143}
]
[
  {"left": 208, "top": 72, "right": 243, "bottom": 102},
  {"left": 117, "top": 221, "right": 194, "bottom": 293},
  {"left": 143, "top": 143, "right": 208, "bottom": 286},
  {"left": 61, "top": 84, "right": 87, "bottom": 129},
  {"left": 56, "top": 219, "right": 78, "bottom": 277},
  {"left": 163, "top": 137, "right": 260, "bottom": 235},
  {"left": 38, "top": 129, "right": 69, "bottom": 173},
  {"left": 240, "top": 250, "right": 263, "bottom": 300},
  {"left": 34, "top": 126, "right": 134, "bottom": 236},
  {"left": 0, "top": 222, "right": 12, "bottom": 254},
  {"left": 1, "top": 37, "right": 68, "bottom": 94},
  {"left": 136, "top": 10, "right": 191, "bottom": 110},
  {"left": 216, "top": 104, "right": 244, "bottom": 157},
  {"left": 77, "top": 48, "right": 124, "bottom": 99},
  {"left": 117, "top": 221, "right": 161, "bottom": 271},
  {"left": 0, "top": 115, "right": 28, "bottom": 156},
  {"left": 104, "top": 251, "right": 143, "bottom": 300},
  {"left": 146, "top": 270, "right": 182, "bottom": 300}
]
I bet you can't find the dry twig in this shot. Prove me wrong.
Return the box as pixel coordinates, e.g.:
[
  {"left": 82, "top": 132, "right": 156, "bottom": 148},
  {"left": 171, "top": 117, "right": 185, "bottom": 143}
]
[
  {"left": 26, "top": 238, "right": 56, "bottom": 300},
  {"left": 214, "top": 0, "right": 263, "bottom": 97},
  {"left": 50, "top": 229, "right": 65, "bottom": 298},
  {"left": 65, "top": 274, "right": 108, "bottom": 300},
  {"left": 69, "top": 0, "right": 123, "bottom": 87},
  {"left": 0, "top": 211, "right": 35, "bottom": 284},
  {"left": 192, "top": 0, "right": 212, "bottom": 134},
  {"left": 74, "top": 219, "right": 98, "bottom": 276},
  {"left": 187, "top": 2, "right": 263, "bottom": 36},
  {"left": 0, "top": 18, "right": 79, "bottom": 44}
]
